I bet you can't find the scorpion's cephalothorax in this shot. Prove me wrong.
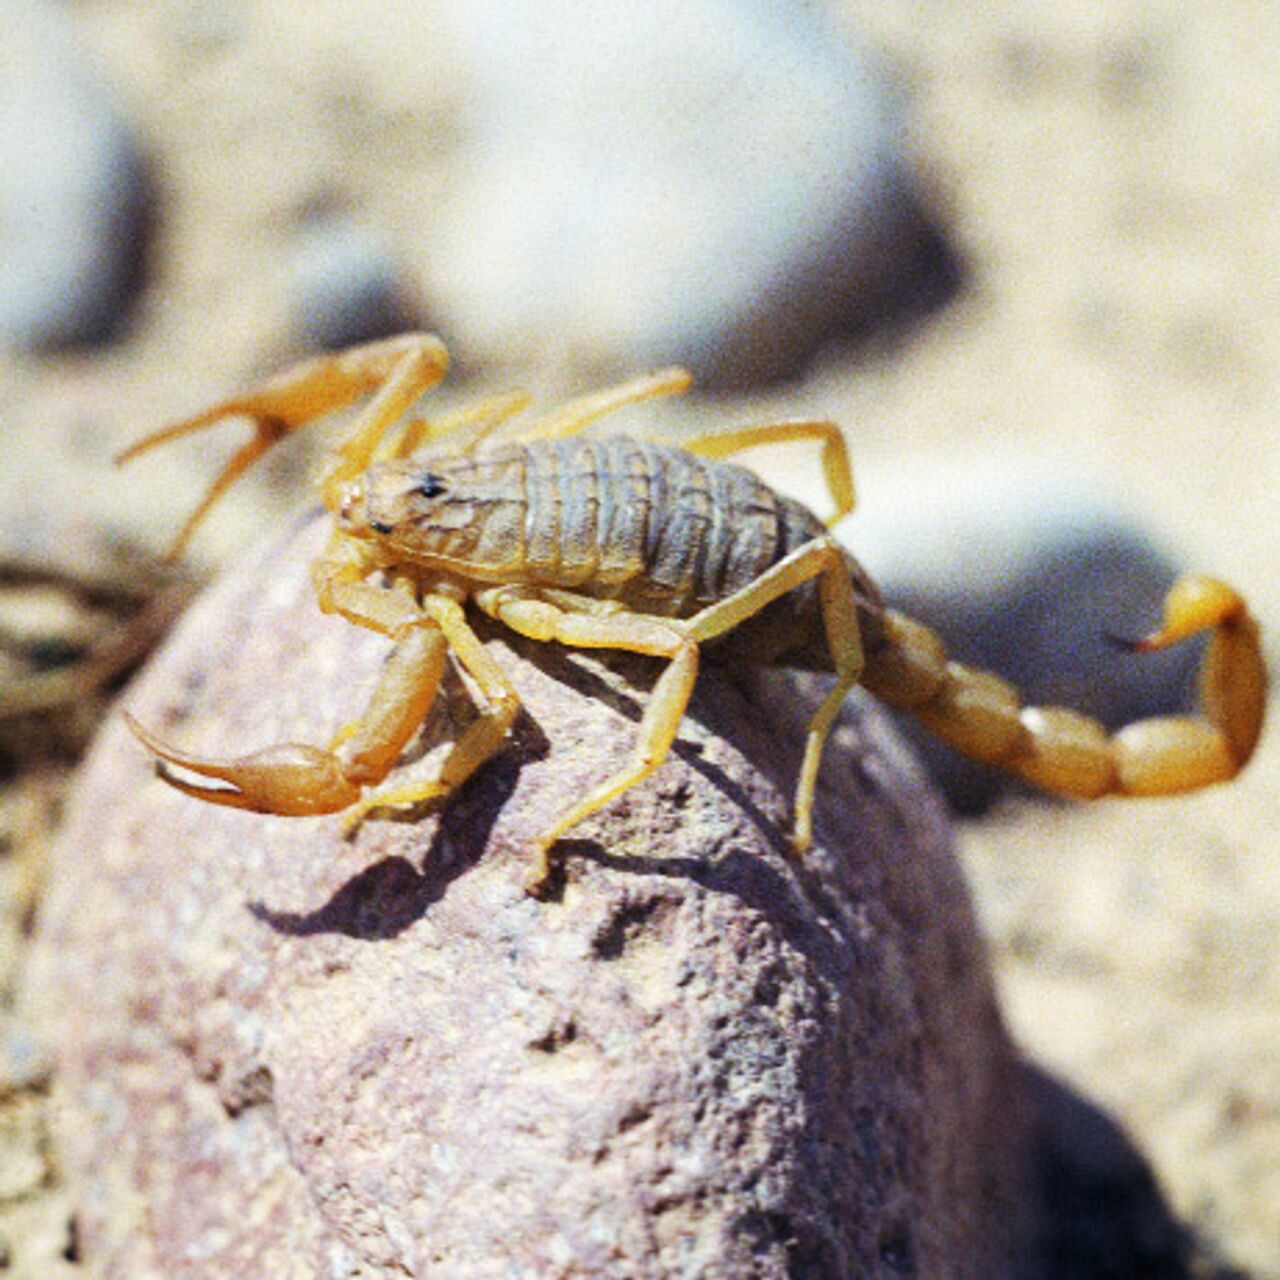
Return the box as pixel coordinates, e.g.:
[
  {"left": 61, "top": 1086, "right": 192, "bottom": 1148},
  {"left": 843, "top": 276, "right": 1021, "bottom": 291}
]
[{"left": 338, "top": 435, "right": 882, "bottom": 657}]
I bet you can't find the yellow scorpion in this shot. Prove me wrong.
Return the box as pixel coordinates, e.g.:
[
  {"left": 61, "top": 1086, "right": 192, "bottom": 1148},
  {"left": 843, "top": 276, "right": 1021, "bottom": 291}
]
[{"left": 119, "top": 334, "right": 1266, "bottom": 893}]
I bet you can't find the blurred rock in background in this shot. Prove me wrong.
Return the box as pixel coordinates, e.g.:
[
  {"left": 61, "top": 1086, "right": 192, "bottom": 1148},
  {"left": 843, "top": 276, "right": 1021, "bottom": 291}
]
[
  {"left": 427, "top": 0, "right": 961, "bottom": 386},
  {"left": 286, "top": 201, "right": 424, "bottom": 350},
  {"left": 0, "top": 0, "right": 153, "bottom": 350}
]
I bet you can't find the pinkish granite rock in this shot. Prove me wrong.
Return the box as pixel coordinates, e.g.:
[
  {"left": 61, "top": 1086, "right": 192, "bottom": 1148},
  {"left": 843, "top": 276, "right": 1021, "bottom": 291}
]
[{"left": 30, "top": 515, "right": 1038, "bottom": 1278}]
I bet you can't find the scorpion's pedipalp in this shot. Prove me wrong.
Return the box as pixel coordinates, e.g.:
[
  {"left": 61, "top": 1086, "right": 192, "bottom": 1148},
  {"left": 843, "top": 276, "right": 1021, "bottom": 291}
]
[
  {"left": 862, "top": 574, "right": 1265, "bottom": 798},
  {"left": 123, "top": 712, "right": 363, "bottom": 815},
  {"left": 117, "top": 334, "right": 449, "bottom": 557},
  {"left": 336, "top": 591, "right": 523, "bottom": 833},
  {"left": 123, "top": 610, "right": 460, "bottom": 821}
]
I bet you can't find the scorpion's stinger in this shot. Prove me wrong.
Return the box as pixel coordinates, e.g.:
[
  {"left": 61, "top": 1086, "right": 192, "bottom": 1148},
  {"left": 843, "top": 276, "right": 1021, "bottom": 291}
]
[{"left": 862, "top": 574, "right": 1265, "bottom": 798}]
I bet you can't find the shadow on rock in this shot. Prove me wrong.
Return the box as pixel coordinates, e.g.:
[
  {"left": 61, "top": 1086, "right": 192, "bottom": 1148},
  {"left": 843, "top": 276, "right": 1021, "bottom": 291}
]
[{"left": 248, "top": 752, "right": 522, "bottom": 939}]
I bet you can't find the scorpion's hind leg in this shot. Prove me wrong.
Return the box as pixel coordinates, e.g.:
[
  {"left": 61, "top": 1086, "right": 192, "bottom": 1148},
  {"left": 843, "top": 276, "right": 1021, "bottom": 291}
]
[
  {"left": 116, "top": 333, "right": 450, "bottom": 557},
  {"left": 682, "top": 421, "right": 856, "bottom": 526},
  {"left": 862, "top": 575, "right": 1265, "bottom": 797},
  {"left": 684, "top": 535, "right": 864, "bottom": 853},
  {"left": 476, "top": 590, "right": 699, "bottom": 894}
]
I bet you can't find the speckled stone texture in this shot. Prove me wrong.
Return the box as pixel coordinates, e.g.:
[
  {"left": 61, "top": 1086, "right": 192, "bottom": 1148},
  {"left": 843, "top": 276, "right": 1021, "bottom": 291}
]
[{"left": 30, "top": 515, "right": 1038, "bottom": 1278}]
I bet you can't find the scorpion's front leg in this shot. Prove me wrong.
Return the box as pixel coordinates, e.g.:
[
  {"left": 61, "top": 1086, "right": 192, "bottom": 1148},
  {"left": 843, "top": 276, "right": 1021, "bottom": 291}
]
[
  {"left": 117, "top": 333, "right": 449, "bottom": 556},
  {"left": 510, "top": 367, "right": 693, "bottom": 443}
]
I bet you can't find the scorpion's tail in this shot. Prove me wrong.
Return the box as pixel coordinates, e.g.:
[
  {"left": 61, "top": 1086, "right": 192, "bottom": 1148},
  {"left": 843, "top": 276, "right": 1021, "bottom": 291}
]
[{"left": 860, "top": 575, "right": 1265, "bottom": 798}]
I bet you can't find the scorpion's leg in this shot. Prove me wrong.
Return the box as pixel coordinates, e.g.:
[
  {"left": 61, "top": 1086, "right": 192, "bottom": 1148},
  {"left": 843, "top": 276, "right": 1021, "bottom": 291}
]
[
  {"left": 389, "top": 389, "right": 533, "bottom": 461},
  {"left": 683, "top": 536, "right": 864, "bottom": 852},
  {"left": 117, "top": 333, "right": 450, "bottom": 557},
  {"left": 338, "top": 594, "right": 521, "bottom": 829},
  {"left": 475, "top": 588, "right": 698, "bottom": 893},
  {"left": 682, "top": 421, "right": 856, "bottom": 526},
  {"left": 861, "top": 575, "right": 1265, "bottom": 797},
  {"left": 510, "top": 368, "right": 693, "bottom": 444}
]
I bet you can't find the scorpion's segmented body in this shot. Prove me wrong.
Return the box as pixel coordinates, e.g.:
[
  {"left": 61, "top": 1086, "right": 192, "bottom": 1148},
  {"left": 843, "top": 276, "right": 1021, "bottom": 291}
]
[
  {"left": 352, "top": 435, "right": 884, "bottom": 665},
  {"left": 118, "top": 334, "right": 1265, "bottom": 894}
]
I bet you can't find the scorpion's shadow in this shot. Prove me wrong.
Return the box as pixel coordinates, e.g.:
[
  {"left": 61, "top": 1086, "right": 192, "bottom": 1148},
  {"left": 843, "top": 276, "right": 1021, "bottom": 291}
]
[{"left": 247, "top": 722, "right": 535, "bottom": 940}]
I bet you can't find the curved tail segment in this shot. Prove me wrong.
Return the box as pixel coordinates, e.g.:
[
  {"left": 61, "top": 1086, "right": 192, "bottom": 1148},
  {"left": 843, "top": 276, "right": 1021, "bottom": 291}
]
[{"left": 861, "top": 575, "right": 1265, "bottom": 799}]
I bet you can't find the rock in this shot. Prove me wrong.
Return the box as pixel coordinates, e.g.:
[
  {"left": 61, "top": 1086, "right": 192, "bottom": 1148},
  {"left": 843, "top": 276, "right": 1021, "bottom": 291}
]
[
  {"left": 30, "top": 514, "right": 1044, "bottom": 1276},
  {"left": 841, "top": 455, "right": 1200, "bottom": 812},
  {"left": 427, "top": 0, "right": 956, "bottom": 385},
  {"left": 0, "top": 1027, "right": 53, "bottom": 1096},
  {"left": 287, "top": 206, "right": 419, "bottom": 350},
  {"left": 0, "top": 0, "right": 152, "bottom": 349}
]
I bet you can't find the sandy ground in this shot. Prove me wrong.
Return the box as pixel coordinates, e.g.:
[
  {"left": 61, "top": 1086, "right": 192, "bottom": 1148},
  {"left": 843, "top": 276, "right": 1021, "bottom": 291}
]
[{"left": 1, "top": 0, "right": 1277, "bottom": 1274}]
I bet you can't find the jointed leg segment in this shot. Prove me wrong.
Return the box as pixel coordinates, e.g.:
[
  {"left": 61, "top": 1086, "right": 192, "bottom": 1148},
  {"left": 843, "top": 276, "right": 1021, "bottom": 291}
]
[
  {"left": 683, "top": 420, "right": 856, "bottom": 526},
  {"left": 475, "top": 531, "right": 865, "bottom": 887},
  {"left": 475, "top": 587, "right": 700, "bottom": 891},
  {"left": 686, "top": 535, "right": 864, "bottom": 851},
  {"left": 512, "top": 367, "right": 693, "bottom": 444}
]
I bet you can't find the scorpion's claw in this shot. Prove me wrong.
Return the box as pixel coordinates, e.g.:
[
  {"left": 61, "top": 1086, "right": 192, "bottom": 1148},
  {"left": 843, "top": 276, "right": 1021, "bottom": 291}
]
[{"left": 123, "top": 712, "right": 362, "bottom": 816}]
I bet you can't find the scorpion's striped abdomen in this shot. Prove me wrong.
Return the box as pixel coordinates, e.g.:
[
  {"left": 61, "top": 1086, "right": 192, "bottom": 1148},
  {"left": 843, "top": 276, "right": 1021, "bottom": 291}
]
[{"left": 518, "top": 437, "right": 827, "bottom": 618}]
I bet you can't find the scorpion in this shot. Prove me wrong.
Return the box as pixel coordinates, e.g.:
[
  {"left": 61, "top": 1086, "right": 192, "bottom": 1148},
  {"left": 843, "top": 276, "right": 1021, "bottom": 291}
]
[{"left": 119, "top": 333, "right": 1266, "bottom": 894}]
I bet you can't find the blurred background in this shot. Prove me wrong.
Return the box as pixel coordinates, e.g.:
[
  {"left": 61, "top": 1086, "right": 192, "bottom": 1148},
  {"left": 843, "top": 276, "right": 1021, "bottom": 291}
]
[{"left": 1, "top": 0, "right": 1277, "bottom": 1273}]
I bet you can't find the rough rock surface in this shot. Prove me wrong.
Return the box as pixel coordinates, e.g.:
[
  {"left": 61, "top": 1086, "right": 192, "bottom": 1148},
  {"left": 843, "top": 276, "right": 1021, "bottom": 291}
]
[{"left": 31, "top": 516, "right": 1037, "bottom": 1278}]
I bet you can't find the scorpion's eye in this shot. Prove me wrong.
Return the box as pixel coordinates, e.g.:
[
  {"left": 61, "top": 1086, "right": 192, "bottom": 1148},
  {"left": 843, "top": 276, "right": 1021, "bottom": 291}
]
[{"left": 418, "top": 473, "right": 447, "bottom": 499}]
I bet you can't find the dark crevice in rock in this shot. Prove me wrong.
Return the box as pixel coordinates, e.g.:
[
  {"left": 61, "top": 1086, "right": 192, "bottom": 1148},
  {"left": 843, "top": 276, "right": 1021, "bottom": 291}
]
[{"left": 591, "top": 894, "right": 677, "bottom": 961}]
